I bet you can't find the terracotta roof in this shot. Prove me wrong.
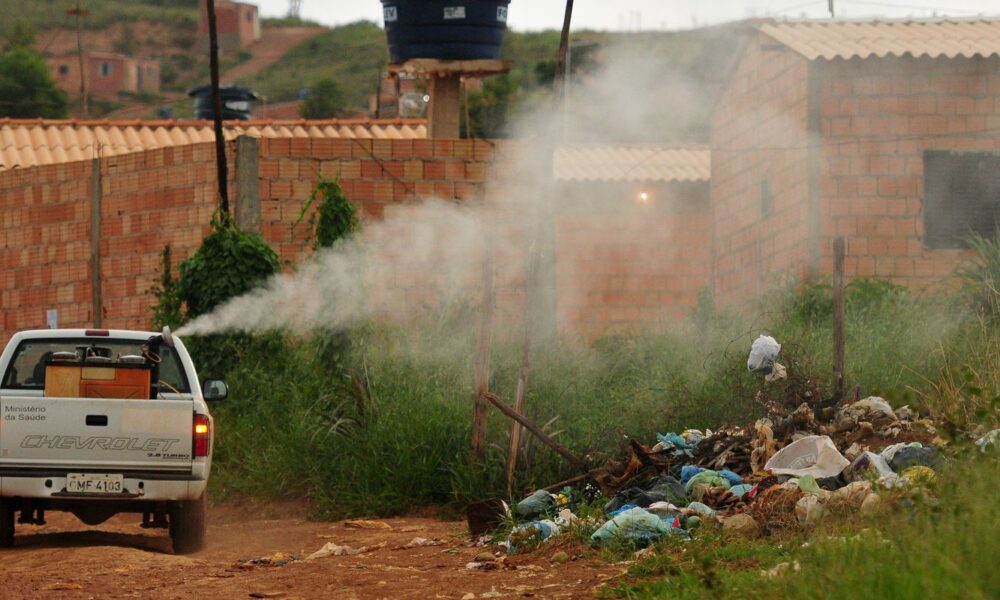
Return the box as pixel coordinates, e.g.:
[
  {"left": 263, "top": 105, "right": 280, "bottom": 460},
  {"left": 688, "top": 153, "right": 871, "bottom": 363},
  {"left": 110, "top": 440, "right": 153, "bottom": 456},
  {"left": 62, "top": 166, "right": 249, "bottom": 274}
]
[
  {"left": 758, "top": 18, "right": 1000, "bottom": 61},
  {"left": 0, "top": 118, "right": 427, "bottom": 170},
  {"left": 554, "top": 145, "right": 710, "bottom": 183}
]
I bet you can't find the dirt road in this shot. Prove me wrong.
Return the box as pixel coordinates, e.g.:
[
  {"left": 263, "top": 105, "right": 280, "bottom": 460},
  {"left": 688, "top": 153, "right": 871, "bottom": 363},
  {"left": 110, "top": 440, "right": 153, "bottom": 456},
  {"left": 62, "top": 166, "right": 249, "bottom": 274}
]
[{"left": 0, "top": 504, "right": 621, "bottom": 599}]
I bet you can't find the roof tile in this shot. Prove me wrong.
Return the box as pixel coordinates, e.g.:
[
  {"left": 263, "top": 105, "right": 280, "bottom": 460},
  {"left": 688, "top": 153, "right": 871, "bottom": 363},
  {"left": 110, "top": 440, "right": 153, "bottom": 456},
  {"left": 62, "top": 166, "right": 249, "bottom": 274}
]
[
  {"left": 0, "top": 118, "right": 428, "bottom": 171},
  {"left": 759, "top": 18, "right": 1000, "bottom": 61},
  {"left": 553, "top": 145, "right": 710, "bottom": 183}
]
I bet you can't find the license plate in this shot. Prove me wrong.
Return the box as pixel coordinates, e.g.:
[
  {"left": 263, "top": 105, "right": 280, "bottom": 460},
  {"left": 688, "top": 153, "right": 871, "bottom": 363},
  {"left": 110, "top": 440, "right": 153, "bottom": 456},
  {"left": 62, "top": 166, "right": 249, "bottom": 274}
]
[{"left": 66, "top": 473, "right": 124, "bottom": 494}]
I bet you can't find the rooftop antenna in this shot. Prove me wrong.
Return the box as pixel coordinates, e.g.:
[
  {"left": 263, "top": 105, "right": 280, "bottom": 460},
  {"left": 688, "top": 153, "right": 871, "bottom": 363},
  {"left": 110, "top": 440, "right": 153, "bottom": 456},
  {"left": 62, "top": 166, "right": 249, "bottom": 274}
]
[{"left": 288, "top": 0, "right": 302, "bottom": 19}]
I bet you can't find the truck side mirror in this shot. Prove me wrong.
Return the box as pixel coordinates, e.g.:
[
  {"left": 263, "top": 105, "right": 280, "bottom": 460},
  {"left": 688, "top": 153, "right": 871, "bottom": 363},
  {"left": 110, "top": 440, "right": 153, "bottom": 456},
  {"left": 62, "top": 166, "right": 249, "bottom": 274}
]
[{"left": 203, "top": 380, "right": 228, "bottom": 401}]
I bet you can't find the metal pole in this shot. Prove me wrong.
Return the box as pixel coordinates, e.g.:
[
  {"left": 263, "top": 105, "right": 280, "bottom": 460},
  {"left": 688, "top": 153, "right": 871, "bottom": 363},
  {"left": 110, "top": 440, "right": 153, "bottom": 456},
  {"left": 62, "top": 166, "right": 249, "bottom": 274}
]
[
  {"left": 828, "top": 0, "right": 835, "bottom": 18},
  {"left": 553, "top": 0, "right": 575, "bottom": 102},
  {"left": 206, "top": 0, "right": 230, "bottom": 218}
]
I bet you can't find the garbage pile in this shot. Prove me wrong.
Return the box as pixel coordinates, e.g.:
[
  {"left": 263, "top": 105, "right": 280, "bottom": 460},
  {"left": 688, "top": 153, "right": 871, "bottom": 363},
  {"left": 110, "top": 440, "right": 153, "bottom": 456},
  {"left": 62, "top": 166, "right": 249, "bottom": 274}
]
[{"left": 496, "top": 335, "right": 993, "bottom": 550}]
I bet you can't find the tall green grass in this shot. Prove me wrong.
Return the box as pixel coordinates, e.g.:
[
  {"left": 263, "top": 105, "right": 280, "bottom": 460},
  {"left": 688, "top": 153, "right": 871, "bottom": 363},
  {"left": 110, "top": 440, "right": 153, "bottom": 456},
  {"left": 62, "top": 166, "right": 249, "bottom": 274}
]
[{"left": 202, "top": 272, "right": 997, "bottom": 518}]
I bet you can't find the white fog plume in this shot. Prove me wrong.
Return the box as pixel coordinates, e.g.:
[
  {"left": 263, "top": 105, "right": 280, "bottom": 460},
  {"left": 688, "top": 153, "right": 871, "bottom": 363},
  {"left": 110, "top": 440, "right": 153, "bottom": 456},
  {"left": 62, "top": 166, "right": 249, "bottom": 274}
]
[
  {"left": 175, "top": 31, "right": 733, "bottom": 337},
  {"left": 176, "top": 201, "right": 497, "bottom": 336}
]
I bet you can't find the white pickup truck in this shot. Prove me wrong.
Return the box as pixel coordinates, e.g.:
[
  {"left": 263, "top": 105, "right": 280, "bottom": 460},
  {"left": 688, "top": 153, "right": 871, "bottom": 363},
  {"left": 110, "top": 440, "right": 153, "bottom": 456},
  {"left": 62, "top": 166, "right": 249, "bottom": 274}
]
[{"left": 0, "top": 328, "right": 226, "bottom": 553}]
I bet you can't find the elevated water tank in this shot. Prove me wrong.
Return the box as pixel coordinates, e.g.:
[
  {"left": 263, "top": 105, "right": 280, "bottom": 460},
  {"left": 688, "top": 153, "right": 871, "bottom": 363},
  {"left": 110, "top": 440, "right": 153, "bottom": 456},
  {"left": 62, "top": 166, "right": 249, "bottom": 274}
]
[
  {"left": 381, "top": 1, "right": 511, "bottom": 63},
  {"left": 187, "top": 85, "right": 260, "bottom": 121}
]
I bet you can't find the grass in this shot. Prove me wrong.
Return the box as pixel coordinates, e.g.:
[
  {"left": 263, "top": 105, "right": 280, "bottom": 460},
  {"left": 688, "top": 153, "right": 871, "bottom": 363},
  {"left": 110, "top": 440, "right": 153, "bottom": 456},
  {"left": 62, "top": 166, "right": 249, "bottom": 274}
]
[
  {"left": 237, "top": 21, "right": 390, "bottom": 110},
  {"left": 201, "top": 271, "right": 998, "bottom": 520},
  {"left": 185, "top": 240, "right": 1000, "bottom": 597},
  {"left": 0, "top": 0, "right": 197, "bottom": 37}
]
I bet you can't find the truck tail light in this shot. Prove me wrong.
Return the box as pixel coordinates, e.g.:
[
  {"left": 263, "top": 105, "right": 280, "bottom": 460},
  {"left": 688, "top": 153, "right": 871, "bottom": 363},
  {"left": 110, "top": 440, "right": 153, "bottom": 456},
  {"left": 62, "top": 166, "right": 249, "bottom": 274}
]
[{"left": 193, "top": 414, "right": 210, "bottom": 457}]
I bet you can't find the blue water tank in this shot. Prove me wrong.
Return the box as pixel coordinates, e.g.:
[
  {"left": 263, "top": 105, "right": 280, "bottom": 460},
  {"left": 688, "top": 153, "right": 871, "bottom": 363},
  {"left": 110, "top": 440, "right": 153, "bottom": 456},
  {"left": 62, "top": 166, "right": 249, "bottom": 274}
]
[
  {"left": 187, "top": 85, "right": 260, "bottom": 121},
  {"left": 381, "top": 1, "right": 511, "bottom": 63}
]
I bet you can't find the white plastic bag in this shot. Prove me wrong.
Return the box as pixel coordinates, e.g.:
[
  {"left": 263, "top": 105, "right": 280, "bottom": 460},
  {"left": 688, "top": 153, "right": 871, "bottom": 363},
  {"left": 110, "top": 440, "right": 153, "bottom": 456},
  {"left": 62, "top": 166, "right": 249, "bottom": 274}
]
[
  {"left": 764, "top": 435, "right": 850, "bottom": 479},
  {"left": 850, "top": 451, "right": 894, "bottom": 480},
  {"left": 747, "top": 335, "right": 781, "bottom": 374}
]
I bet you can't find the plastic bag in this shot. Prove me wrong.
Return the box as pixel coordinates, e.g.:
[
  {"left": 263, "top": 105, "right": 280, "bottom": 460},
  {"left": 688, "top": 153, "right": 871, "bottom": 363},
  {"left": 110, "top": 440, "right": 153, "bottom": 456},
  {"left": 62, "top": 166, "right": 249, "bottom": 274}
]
[
  {"left": 764, "top": 435, "right": 850, "bottom": 479},
  {"left": 747, "top": 335, "right": 781, "bottom": 374},
  {"left": 850, "top": 451, "right": 895, "bottom": 480},
  {"left": 837, "top": 396, "right": 897, "bottom": 424},
  {"left": 685, "top": 470, "right": 731, "bottom": 501},
  {"left": 976, "top": 429, "right": 999, "bottom": 452},
  {"left": 680, "top": 465, "right": 705, "bottom": 484},
  {"left": 589, "top": 508, "right": 678, "bottom": 547},
  {"left": 514, "top": 489, "right": 555, "bottom": 519},
  {"left": 795, "top": 495, "right": 826, "bottom": 526}
]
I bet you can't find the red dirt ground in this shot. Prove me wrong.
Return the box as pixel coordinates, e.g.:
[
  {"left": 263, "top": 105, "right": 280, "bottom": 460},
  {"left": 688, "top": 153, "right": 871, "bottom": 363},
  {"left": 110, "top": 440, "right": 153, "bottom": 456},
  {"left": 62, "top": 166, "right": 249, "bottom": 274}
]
[{"left": 0, "top": 503, "right": 624, "bottom": 599}]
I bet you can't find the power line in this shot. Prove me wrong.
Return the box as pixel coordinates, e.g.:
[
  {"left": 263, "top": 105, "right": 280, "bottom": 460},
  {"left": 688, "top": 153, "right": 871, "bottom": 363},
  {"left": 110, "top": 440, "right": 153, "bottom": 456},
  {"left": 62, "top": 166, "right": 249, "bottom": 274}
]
[{"left": 838, "top": 1, "right": 990, "bottom": 15}]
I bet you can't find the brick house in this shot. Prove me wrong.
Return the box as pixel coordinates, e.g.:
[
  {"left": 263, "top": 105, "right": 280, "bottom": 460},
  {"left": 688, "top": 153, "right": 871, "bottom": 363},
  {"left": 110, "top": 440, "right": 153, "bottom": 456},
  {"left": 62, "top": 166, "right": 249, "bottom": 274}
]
[
  {"left": 48, "top": 52, "right": 160, "bottom": 98},
  {"left": 196, "top": 0, "right": 261, "bottom": 53},
  {"left": 552, "top": 145, "right": 711, "bottom": 337},
  {"left": 711, "top": 18, "right": 1000, "bottom": 304}
]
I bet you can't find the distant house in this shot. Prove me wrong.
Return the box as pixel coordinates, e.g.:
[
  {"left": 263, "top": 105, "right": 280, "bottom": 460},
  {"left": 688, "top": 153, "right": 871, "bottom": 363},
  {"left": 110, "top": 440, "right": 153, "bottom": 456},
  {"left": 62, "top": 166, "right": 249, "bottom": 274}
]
[
  {"left": 711, "top": 18, "right": 1000, "bottom": 303},
  {"left": 197, "top": 0, "right": 261, "bottom": 53},
  {"left": 48, "top": 52, "right": 160, "bottom": 98}
]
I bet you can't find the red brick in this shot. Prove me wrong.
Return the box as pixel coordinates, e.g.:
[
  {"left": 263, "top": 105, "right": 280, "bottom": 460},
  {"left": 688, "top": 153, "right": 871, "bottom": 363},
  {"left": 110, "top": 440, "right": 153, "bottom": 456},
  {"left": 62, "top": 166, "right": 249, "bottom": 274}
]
[
  {"left": 361, "top": 160, "right": 384, "bottom": 178},
  {"left": 432, "top": 139, "right": 454, "bottom": 157},
  {"left": 351, "top": 140, "right": 373, "bottom": 159},
  {"left": 423, "top": 161, "right": 446, "bottom": 180},
  {"left": 412, "top": 139, "right": 434, "bottom": 158}
]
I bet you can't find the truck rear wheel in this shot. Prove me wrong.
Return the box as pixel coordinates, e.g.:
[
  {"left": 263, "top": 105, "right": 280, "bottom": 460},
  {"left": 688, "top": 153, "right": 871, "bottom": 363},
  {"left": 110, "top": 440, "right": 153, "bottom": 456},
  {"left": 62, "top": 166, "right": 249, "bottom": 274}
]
[
  {"left": 0, "top": 499, "right": 14, "bottom": 548},
  {"left": 169, "top": 494, "right": 206, "bottom": 554}
]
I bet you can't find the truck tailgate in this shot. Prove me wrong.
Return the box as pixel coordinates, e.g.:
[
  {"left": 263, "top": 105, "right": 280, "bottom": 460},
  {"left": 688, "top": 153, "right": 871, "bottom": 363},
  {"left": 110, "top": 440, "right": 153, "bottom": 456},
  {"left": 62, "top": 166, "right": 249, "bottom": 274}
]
[{"left": 1, "top": 397, "right": 193, "bottom": 471}]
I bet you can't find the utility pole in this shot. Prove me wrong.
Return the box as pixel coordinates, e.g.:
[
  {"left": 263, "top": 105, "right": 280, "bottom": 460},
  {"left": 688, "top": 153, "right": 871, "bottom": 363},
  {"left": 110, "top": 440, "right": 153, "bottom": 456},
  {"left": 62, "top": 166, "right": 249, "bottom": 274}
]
[
  {"left": 828, "top": 0, "right": 835, "bottom": 18},
  {"left": 289, "top": 0, "right": 302, "bottom": 19},
  {"left": 67, "top": 1, "right": 89, "bottom": 116},
  {"left": 206, "top": 0, "right": 230, "bottom": 218}
]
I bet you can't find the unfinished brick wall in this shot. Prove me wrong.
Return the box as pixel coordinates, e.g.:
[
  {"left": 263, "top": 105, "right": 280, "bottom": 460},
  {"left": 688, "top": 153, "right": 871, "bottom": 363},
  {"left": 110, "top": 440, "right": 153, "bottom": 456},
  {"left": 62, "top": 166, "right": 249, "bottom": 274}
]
[
  {"left": 554, "top": 183, "right": 710, "bottom": 339},
  {"left": 0, "top": 142, "right": 225, "bottom": 348},
  {"left": 99, "top": 144, "right": 224, "bottom": 330},
  {"left": 710, "top": 34, "right": 813, "bottom": 306},
  {"left": 0, "top": 162, "right": 93, "bottom": 341},
  {"left": 257, "top": 137, "right": 495, "bottom": 264},
  {"left": 1, "top": 137, "right": 710, "bottom": 346},
  {"left": 815, "top": 56, "right": 1000, "bottom": 290}
]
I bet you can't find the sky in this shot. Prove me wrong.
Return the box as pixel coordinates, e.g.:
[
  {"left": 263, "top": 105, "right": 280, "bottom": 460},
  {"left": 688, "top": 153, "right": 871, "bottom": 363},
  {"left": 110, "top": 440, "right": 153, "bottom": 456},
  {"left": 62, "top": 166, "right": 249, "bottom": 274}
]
[{"left": 257, "top": 0, "right": 1000, "bottom": 31}]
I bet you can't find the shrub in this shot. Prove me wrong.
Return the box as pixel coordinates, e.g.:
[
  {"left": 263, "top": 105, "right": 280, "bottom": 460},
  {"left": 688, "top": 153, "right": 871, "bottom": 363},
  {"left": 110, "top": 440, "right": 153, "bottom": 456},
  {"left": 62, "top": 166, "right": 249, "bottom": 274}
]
[{"left": 177, "top": 220, "right": 280, "bottom": 319}]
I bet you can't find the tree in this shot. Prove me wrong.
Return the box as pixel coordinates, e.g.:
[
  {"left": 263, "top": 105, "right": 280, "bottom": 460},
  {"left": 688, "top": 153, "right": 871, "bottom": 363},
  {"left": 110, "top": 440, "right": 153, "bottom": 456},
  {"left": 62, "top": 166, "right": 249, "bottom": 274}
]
[
  {"left": 300, "top": 78, "right": 348, "bottom": 119},
  {"left": 4, "top": 21, "right": 36, "bottom": 51},
  {"left": 0, "top": 48, "right": 69, "bottom": 119},
  {"left": 465, "top": 75, "right": 519, "bottom": 138}
]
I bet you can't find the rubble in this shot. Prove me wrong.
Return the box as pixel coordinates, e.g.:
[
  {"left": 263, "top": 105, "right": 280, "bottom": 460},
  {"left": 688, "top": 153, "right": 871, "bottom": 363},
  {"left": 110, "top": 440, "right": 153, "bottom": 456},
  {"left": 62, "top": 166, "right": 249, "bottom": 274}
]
[{"left": 494, "top": 361, "right": 964, "bottom": 555}]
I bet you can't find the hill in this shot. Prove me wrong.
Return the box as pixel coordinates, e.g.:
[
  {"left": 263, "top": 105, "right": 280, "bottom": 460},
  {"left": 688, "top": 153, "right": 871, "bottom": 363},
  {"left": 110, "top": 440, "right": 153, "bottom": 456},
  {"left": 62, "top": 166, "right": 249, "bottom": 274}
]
[
  {"left": 242, "top": 21, "right": 749, "bottom": 143},
  {"left": 1, "top": 1, "right": 750, "bottom": 139},
  {"left": 0, "top": 0, "right": 198, "bottom": 37}
]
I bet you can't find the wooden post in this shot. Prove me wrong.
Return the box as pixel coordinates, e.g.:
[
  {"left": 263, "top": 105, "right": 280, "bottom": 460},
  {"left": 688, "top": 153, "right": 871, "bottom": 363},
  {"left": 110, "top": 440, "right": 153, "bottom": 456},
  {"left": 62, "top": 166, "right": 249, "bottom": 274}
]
[
  {"left": 484, "top": 392, "right": 587, "bottom": 473},
  {"left": 428, "top": 74, "right": 462, "bottom": 139},
  {"left": 506, "top": 239, "right": 540, "bottom": 496},
  {"left": 471, "top": 236, "right": 495, "bottom": 459},
  {"left": 89, "top": 159, "right": 102, "bottom": 327},
  {"left": 832, "top": 237, "right": 846, "bottom": 402},
  {"left": 234, "top": 136, "right": 261, "bottom": 234}
]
